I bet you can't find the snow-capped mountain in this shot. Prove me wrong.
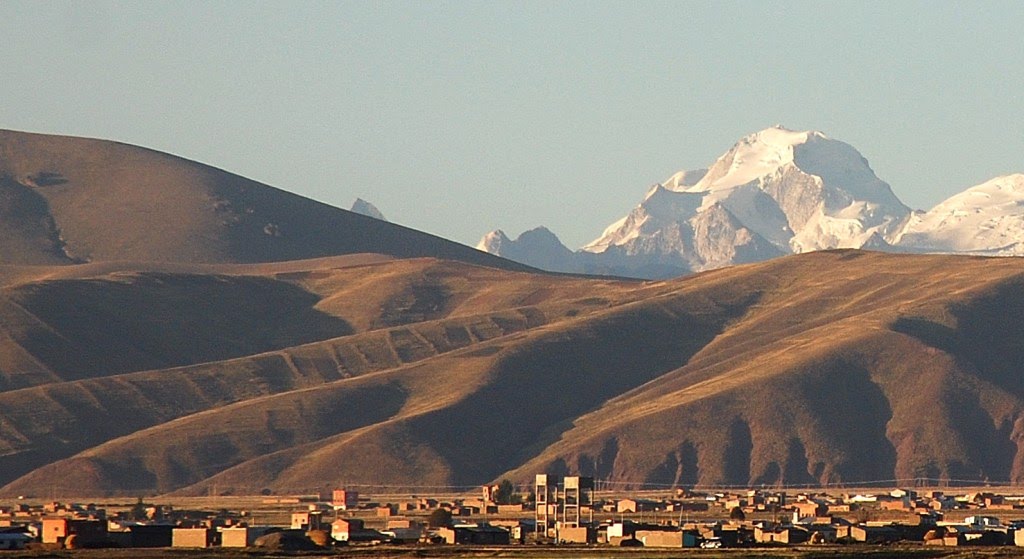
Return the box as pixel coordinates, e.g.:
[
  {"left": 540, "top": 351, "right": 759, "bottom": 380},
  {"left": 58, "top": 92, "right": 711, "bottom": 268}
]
[
  {"left": 480, "top": 126, "right": 916, "bottom": 278},
  {"left": 895, "top": 174, "right": 1024, "bottom": 255},
  {"left": 351, "top": 198, "right": 388, "bottom": 221},
  {"left": 582, "top": 126, "right": 911, "bottom": 272},
  {"left": 476, "top": 227, "right": 581, "bottom": 273},
  {"left": 478, "top": 127, "right": 1024, "bottom": 279}
]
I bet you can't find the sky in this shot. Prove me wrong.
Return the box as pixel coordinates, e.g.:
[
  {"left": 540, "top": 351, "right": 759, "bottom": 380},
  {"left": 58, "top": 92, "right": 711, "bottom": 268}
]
[{"left": 1, "top": 2, "right": 1022, "bottom": 249}]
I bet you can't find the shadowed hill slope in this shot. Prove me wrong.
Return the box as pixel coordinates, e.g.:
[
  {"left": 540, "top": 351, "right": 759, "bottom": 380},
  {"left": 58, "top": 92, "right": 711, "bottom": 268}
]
[
  {"left": 2, "top": 251, "right": 1024, "bottom": 496},
  {"left": 0, "top": 129, "right": 527, "bottom": 270},
  {"left": 0, "top": 263, "right": 750, "bottom": 495},
  {"left": 0, "top": 272, "right": 354, "bottom": 388},
  {"left": 0, "top": 255, "right": 634, "bottom": 393},
  {"left": 504, "top": 252, "right": 1024, "bottom": 487},
  {"left": 0, "top": 255, "right": 642, "bottom": 490}
]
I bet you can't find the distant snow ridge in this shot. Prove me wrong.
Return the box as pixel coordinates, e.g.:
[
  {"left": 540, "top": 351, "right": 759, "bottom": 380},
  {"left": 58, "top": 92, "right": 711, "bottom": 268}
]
[
  {"left": 351, "top": 198, "right": 387, "bottom": 221},
  {"left": 895, "top": 174, "right": 1024, "bottom": 255},
  {"left": 480, "top": 126, "right": 918, "bottom": 278}
]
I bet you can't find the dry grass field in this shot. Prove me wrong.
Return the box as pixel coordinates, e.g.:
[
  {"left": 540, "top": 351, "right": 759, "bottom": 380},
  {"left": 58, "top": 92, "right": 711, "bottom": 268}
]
[
  {"left": 0, "top": 129, "right": 525, "bottom": 269},
  {"left": 3, "top": 249, "right": 1024, "bottom": 497}
]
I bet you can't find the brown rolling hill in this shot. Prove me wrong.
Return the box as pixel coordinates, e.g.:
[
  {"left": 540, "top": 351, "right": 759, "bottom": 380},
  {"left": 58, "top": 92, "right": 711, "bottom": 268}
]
[
  {"left": 1, "top": 248, "right": 1024, "bottom": 496},
  {"left": 0, "top": 254, "right": 643, "bottom": 494},
  {"left": 2, "top": 128, "right": 1023, "bottom": 497},
  {"left": 0, "top": 129, "right": 527, "bottom": 270}
]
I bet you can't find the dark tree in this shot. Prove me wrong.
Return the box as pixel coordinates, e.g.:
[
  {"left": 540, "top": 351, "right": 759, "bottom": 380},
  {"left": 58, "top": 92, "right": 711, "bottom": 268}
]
[
  {"left": 130, "top": 497, "right": 148, "bottom": 521},
  {"left": 729, "top": 506, "right": 746, "bottom": 521},
  {"left": 493, "top": 479, "right": 520, "bottom": 505},
  {"left": 427, "top": 508, "right": 453, "bottom": 528}
]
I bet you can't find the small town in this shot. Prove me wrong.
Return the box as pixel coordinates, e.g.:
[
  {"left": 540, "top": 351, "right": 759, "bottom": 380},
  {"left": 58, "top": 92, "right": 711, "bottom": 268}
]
[{"left": 8, "top": 476, "right": 1024, "bottom": 554}]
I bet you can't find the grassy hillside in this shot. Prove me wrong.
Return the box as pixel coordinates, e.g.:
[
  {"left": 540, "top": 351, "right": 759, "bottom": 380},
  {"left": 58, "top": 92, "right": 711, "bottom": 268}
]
[
  {"left": 0, "top": 255, "right": 640, "bottom": 493},
  {"left": 0, "top": 129, "right": 528, "bottom": 270},
  {"left": 506, "top": 251, "right": 1024, "bottom": 487},
  {"left": 15, "top": 130, "right": 1024, "bottom": 496},
  {"left": 2, "top": 250, "right": 1024, "bottom": 496}
]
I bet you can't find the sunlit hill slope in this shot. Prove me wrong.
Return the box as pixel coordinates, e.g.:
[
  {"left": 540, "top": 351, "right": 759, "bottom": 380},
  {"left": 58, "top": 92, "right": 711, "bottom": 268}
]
[{"left": 0, "top": 129, "right": 525, "bottom": 269}]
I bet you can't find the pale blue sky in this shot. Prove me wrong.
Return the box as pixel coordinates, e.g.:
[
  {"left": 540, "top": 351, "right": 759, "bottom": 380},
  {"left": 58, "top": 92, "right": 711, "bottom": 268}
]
[{"left": 2, "top": 1, "right": 1022, "bottom": 248}]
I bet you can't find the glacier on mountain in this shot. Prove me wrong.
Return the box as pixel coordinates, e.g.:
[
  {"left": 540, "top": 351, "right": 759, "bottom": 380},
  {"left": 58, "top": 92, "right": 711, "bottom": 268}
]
[
  {"left": 478, "top": 127, "right": 1023, "bottom": 279},
  {"left": 895, "top": 174, "right": 1024, "bottom": 255},
  {"left": 580, "top": 126, "right": 911, "bottom": 273}
]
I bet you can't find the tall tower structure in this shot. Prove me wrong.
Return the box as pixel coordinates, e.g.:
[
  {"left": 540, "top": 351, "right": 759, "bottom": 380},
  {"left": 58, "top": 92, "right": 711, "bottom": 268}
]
[
  {"left": 535, "top": 474, "right": 559, "bottom": 537},
  {"left": 562, "top": 476, "right": 593, "bottom": 528}
]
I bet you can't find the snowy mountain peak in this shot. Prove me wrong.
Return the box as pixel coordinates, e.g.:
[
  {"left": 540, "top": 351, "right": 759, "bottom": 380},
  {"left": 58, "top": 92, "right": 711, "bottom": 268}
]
[
  {"left": 580, "top": 126, "right": 909, "bottom": 271},
  {"left": 477, "top": 226, "right": 570, "bottom": 254},
  {"left": 476, "top": 229, "right": 511, "bottom": 252},
  {"left": 686, "top": 127, "right": 820, "bottom": 193},
  {"left": 351, "top": 198, "right": 387, "bottom": 221},
  {"left": 895, "top": 174, "right": 1024, "bottom": 255},
  {"left": 477, "top": 127, "right": 1021, "bottom": 279},
  {"left": 476, "top": 227, "right": 577, "bottom": 273}
]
